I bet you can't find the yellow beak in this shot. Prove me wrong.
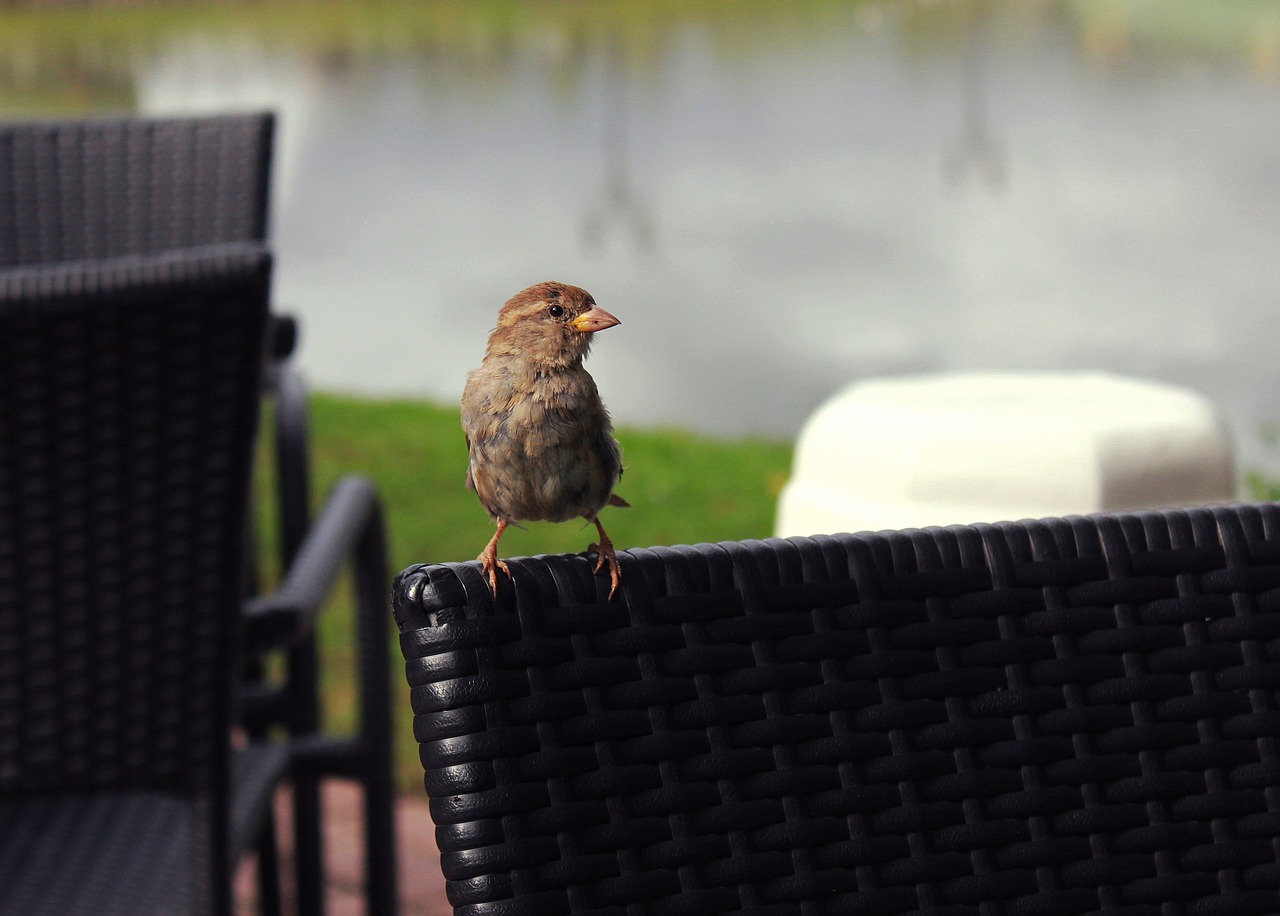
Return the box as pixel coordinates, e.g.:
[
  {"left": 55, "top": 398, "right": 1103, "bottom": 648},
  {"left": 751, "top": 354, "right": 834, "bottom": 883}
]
[{"left": 569, "top": 305, "right": 621, "bottom": 333}]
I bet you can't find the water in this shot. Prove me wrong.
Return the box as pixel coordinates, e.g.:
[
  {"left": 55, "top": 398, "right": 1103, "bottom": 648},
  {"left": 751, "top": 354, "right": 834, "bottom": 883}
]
[{"left": 4, "top": 1, "right": 1280, "bottom": 474}]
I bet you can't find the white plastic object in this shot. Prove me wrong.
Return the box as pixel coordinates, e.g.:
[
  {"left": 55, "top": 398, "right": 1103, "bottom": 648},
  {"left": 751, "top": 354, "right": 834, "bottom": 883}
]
[{"left": 775, "top": 372, "right": 1237, "bottom": 537}]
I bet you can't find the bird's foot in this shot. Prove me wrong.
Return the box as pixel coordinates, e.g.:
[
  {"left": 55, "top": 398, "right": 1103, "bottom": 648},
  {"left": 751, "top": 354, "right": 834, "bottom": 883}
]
[
  {"left": 587, "top": 522, "right": 622, "bottom": 600},
  {"left": 477, "top": 520, "right": 511, "bottom": 597},
  {"left": 478, "top": 550, "right": 511, "bottom": 597}
]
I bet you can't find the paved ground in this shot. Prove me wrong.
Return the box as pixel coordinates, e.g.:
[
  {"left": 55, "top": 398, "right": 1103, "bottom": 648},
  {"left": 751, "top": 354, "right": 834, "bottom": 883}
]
[{"left": 235, "top": 782, "right": 451, "bottom": 915}]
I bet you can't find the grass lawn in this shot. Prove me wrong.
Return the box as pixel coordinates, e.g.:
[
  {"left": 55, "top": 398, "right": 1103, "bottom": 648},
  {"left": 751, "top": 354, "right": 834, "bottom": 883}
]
[{"left": 267, "top": 392, "right": 795, "bottom": 791}]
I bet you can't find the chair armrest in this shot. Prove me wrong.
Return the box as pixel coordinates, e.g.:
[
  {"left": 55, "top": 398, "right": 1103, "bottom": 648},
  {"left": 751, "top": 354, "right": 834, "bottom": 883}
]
[
  {"left": 271, "top": 360, "right": 312, "bottom": 565},
  {"left": 269, "top": 313, "right": 298, "bottom": 360},
  {"left": 244, "top": 474, "right": 385, "bottom": 649}
]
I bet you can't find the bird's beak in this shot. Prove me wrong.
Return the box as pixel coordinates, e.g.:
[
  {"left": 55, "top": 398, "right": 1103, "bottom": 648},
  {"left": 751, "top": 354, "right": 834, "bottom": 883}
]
[{"left": 569, "top": 305, "right": 621, "bottom": 334}]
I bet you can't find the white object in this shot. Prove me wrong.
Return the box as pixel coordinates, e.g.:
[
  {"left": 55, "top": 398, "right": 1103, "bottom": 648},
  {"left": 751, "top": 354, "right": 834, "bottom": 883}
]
[{"left": 775, "top": 372, "right": 1237, "bottom": 536}]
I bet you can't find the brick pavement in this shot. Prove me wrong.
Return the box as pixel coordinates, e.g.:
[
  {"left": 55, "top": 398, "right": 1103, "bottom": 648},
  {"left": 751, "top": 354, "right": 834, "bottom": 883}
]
[{"left": 235, "top": 782, "right": 450, "bottom": 915}]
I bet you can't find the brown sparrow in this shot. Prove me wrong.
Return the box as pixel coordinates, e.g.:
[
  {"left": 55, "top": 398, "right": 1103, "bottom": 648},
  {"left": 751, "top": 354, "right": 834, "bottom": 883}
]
[{"left": 461, "top": 281, "right": 627, "bottom": 598}]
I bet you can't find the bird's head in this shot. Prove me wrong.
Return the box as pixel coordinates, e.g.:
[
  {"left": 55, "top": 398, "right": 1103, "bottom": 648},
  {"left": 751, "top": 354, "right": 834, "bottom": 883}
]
[{"left": 486, "top": 281, "right": 620, "bottom": 369}]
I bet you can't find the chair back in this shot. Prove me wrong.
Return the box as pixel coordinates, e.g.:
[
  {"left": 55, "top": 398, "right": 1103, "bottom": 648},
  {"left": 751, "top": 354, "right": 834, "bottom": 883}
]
[
  {"left": 0, "top": 112, "right": 273, "bottom": 266},
  {"left": 395, "top": 505, "right": 1280, "bottom": 915},
  {"left": 0, "top": 243, "right": 271, "bottom": 798}
]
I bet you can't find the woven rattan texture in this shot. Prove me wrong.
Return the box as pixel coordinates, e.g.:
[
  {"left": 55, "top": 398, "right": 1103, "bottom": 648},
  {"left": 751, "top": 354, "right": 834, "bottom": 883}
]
[
  {"left": 0, "top": 791, "right": 195, "bottom": 916},
  {"left": 0, "top": 112, "right": 272, "bottom": 266},
  {"left": 0, "top": 244, "right": 272, "bottom": 796},
  {"left": 395, "top": 504, "right": 1280, "bottom": 916}
]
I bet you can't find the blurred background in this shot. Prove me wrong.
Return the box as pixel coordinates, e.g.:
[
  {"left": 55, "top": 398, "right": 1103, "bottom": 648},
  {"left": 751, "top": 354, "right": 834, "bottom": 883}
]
[{"left": 3, "top": 0, "right": 1279, "bottom": 474}]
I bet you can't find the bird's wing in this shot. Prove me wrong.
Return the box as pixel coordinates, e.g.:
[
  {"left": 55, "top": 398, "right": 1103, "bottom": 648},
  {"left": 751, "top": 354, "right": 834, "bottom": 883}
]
[
  {"left": 593, "top": 427, "right": 627, "bottom": 507},
  {"left": 464, "top": 434, "right": 477, "bottom": 491}
]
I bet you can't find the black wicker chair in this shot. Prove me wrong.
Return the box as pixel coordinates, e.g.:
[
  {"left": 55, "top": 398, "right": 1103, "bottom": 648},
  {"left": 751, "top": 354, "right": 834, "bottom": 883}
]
[
  {"left": 0, "top": 112, "right": 399, "bottom": 916},
  {"left": 0, "top": 244, "right": 279, "bottom": 915},
  {"left": 0, "top": 111, "right": 273, "bottom": 264},
  {"left": 395, "top": 503, "right": 1280, "bottom": 915}
]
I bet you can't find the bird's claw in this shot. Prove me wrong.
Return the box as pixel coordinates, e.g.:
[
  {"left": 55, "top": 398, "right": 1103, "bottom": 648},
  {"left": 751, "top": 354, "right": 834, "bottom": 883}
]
[
  {"left": 478, "top": 552, "right": 511, "bottom": 597},
  {"left": 481, "top": 555, "right": 509, "bottom": 598},
  {"left": 588, "top": 541, "right": 622, "bottom": 601},
  {"left": 477, "top": 520, "right": 512, "bottom": 597}
]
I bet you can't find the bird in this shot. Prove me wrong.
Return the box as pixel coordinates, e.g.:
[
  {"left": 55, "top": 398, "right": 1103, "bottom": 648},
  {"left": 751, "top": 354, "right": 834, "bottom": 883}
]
[{"left": 461, "top": 281, "right": 628, "bottom": 599}]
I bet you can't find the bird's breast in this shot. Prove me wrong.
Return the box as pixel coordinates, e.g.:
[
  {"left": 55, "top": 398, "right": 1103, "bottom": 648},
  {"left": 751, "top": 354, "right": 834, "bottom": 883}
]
[{"left": 464, "top": 369, "right": 619, "bottom": 524}]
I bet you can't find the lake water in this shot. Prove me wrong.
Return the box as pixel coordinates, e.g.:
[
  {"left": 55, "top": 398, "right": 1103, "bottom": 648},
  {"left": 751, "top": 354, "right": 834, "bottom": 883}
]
[{"left": 4, "top": 1, "right": 1280, "bottom": 474}]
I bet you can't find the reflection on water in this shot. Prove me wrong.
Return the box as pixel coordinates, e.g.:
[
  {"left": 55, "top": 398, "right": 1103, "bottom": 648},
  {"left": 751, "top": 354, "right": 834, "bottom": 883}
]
[
  {"left": 942, "top": 5, "right": 1006, "bottom": 191},
  {"left": 580, "top": 27, "right": 654, "bottom": 256},
  {"left": 2, "top": 0, "right": 1280, "bottom": 475}
]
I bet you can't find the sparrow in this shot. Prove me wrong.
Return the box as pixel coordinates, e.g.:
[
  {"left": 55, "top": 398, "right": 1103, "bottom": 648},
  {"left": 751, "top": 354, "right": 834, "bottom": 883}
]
[{"left": 461, "top": 281, "right": 628, "bottom": 599}]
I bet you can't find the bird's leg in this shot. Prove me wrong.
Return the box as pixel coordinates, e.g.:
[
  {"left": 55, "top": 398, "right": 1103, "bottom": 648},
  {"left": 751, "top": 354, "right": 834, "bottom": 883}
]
[
  {"left": 477, "top": 518, "right": 511, "bottom": 596},
  {"left": 587, "top": 515, "right": 622, "bottom": 600}
]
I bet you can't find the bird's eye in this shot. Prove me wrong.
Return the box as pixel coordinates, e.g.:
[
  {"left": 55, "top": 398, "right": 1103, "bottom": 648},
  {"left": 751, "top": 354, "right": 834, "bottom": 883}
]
[{"left": 548, "top": 304, "right": 565, "bottom": 318}]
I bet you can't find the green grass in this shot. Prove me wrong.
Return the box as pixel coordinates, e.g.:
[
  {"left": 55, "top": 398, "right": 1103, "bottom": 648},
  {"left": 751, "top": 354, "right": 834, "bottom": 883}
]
[
  {"left": 273, "top": 392, "right": 793, "bottom": 791},
  {"left": 1246, "top": 471, "right": 1280, "bottom": 502},
  {"left": 306, "top": 392, "right": 793, "bottom": 569}
]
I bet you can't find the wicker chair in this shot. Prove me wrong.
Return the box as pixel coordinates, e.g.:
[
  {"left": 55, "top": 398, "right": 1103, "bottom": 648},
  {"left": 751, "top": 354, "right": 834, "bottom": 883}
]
[
  {"left": 0, "top": 112, "right": 398, "bottom": 916},
  {"left": 395, "top": 503, "right": 1280, "bottom": 915},
  {"left": 0, "top": 244, "right": 278, "bottom": 915}
]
